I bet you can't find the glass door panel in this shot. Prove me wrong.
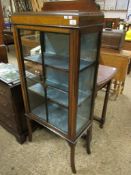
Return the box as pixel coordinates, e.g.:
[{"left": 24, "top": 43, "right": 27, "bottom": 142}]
[
  {"left": 43, "top": 32, "right": 69, "bottom": 133},
  {"left": 19, "top": 29, "right": 69, "bottom": 134},
  {"left": 19, "top": 29, "right": 46, "bottom": 120}
]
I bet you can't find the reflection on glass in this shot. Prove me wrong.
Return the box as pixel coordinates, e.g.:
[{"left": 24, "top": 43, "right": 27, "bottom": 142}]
[
  {"left": 20, "top": 30, "right": 40, "bottom": 58},
  {"left": 44, "top": 33, "right": 69, "bottom": 57},
  {"left": 77, "top": 98, "right": 91, "bottom": 132},
  {"left": 79, "top": 66, "right": 95, "bottom": 92},
  {"left": 80, "top": 33, "right": 98, "bottom": 61}
]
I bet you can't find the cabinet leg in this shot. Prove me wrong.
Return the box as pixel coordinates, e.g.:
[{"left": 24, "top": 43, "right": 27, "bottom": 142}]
[
  {"left": 27, "top": 118, "right": 32, "bottom": 142},
  {"left": 16, "top": 134, "right": 27, "bottom": 144},
  {"left": 69, "top": 143, "right": 76, "bottom": 174},
  {"left": 100, "top": 81, "right": 111, "bottom": 128},
  {"left": 86, "top": 126, "right": 92, "bottom": 154}
]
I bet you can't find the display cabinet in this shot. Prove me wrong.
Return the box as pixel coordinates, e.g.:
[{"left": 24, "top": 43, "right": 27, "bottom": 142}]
[{"left": 12, "top": 0, "right": 104, "bottom": 173}]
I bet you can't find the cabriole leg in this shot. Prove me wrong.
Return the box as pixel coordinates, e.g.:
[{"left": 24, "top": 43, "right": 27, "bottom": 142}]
[{"left": 69, "top": 142, "right": 76, "bottom": 174}]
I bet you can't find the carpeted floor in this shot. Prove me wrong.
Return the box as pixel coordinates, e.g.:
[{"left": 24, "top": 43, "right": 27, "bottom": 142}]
[{"left": 0, "top": 46, "right": 131, "bottom": 175}]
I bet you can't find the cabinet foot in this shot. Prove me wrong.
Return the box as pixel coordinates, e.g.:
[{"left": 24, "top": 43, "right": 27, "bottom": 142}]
[
  {"left": 86, "top": 126, "right": 92, "bottom": 154},
  {"left": 15, "top": 134, "right": 27, "bottom": 144},
  {"left": 27, "top": 118, "right": 32, "bottom": 142},
  {"left": 69, "top": 142, "right": 76, "bottom": 174},
  {"left": 100, "top": 122, "right": 104, "bottom": 129}
]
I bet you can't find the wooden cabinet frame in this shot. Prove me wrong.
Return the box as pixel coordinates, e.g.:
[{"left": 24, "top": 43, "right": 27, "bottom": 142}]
[{"left": 12, "top": 0, "right": 104, "bottom": 173}]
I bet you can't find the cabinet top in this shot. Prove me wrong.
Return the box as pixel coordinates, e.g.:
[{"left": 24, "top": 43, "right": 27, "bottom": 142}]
[
  {"left": 42, "top": 0, "right": 99, "bottom": 12},
  {"left": 11, "top": 0, "right": 104, "bottom": 29}
]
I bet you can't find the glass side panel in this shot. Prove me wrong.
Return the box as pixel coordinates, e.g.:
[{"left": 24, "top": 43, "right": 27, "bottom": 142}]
[
  {"left": 77, "top": 98, "right": 92, "bottom": 132},
  {"left": 80, "top": 33, "right": 98, "bottom": 62},
  {"left": 76, "top": 32, "right": 99, "bottom": 134},
  {"left": 19, "top": 29, "right": 69, "bottom": 134}
]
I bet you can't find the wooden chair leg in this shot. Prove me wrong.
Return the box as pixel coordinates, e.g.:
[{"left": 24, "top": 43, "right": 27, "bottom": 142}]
[
  {"left": 120, "top": 81, "right": 125, "bottom": 94},
  {"left": 113, "top": 82, "right": 120, "bottom": 100},
  {"left": 113, "top": 80, "right": 117, "bottom": 91},
  {"left": 69, "top": 143, "right": 76, "bottom": 174},
  {"left": 117, "top": 83, "right": 121, "bottom": 96},
  {"left": 27, "top": 118, "right": 32, "bottom": 142}
]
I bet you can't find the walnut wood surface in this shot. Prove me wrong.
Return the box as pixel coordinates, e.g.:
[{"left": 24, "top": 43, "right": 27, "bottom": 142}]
[
  {"left": 97, "top": 64, "right": 117, "bottom": 89},
  {"left": 11, "top": 11, "right": 103, "bottom": 29},
  {"left": 42, "top": 0, "right": 99, "bottom": 12},
  {"left": 11, "top": 0, "right": 104, "bottom": 28}
]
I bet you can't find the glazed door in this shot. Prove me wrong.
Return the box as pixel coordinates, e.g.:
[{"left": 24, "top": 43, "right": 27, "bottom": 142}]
[{"left": 19, "top": 29, "right": 70, "bottom": 135}]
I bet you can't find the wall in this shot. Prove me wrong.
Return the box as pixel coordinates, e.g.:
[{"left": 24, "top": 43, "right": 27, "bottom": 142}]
[
  {"left": 127, "top": 0, "right": 131, "bottom": 20},
  {"left": 1, "top": 0, "right": 10, "bottom": 17},
  {"left": 95, "top": 0, "right": 131, "bottom": 19},
  {"left": 103, "top": 11, "right": 127, "bottom": 19}
]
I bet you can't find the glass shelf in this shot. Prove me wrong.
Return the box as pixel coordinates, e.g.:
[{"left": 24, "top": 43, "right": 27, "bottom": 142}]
[
  {"left": 25, "top": 54, "right": 42, "bottom": 64},
  {"left": 47, "top": 87, "right": 68, "bottom": 107},
  {"left": 46, "top": 79, "right": 68, "bottom": 92},
  {"left": 32, "top": 103, "right": 68, "bottom": 133},
  {"left": 24, "top": 53, "right": 94, "bottom": 71},
  {"left": 45, "top": 54, "right": 69, "bottom": 71},
  {"left": 32, "top": 102, "right": 88, "bottom": 134},
  {"left": 28, "top": 83, "right": 91, "bottom": 108},
  {"left": 28, "top": 83, "right": 45, "bottom": 96}
]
